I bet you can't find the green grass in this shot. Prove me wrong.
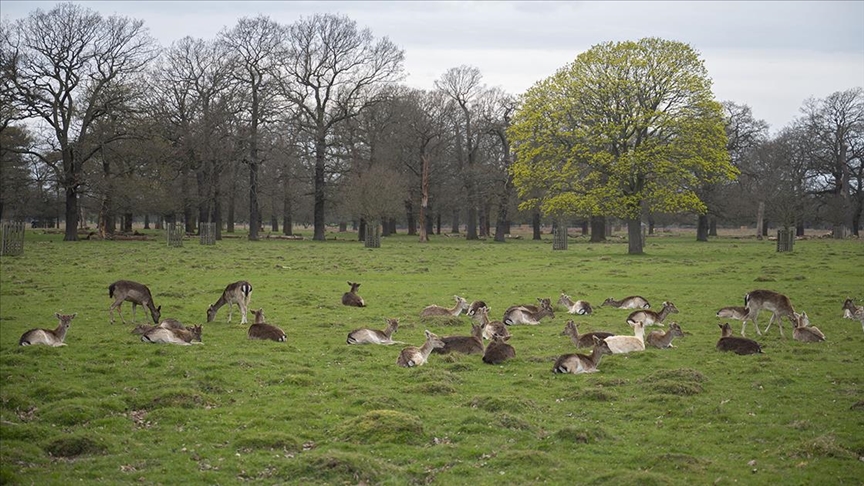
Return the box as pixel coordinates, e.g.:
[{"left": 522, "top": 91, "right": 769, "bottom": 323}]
[{"left": 1, "top": 230, "right": 863, "bottom": 485}]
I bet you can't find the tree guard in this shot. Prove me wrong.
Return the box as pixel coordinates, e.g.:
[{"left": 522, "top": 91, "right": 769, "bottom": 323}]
[
  {"left": 553, "top": 223, "right": 568, "bottom": 250},
  {"left": 167, "top": 224, "right": 183, "bottom": 247},
  {"left": 1, "top": 222, "right": 25, "bottom": 256},
  {"left": 776, "top": 229, "right": 794, "bottom": 252},
  {"left": 200, "top": 223, "right": 216, "bottom": 246},
  {"left": 365, "top": 220, "right": 381, "bottom": 248}
]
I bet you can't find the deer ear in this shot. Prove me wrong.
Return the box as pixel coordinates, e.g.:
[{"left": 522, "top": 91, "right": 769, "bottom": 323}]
[
  {"left": 55, "top": 312, "right": 61, "bottom": 319},
  {"left": 71, "top": 313, "right": 77, "bottom": 318}
]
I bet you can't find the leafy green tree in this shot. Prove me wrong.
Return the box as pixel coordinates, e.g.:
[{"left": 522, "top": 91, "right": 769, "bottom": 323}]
[{"left": 509, "top": 38, "right": 736, "bottom": 254}]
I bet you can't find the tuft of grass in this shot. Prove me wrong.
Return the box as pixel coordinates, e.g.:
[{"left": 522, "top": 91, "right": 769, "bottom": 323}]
[
  {"left": 333, "top": 409, "right": 426, "bottom": 445},
  {"left": 43, "top": 434, "right": 109, "bottom": 457}
]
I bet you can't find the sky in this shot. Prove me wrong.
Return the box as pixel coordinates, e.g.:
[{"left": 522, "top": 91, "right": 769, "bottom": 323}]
[{"left": 2, "top": 1, "right": 863, "bottom": 133}]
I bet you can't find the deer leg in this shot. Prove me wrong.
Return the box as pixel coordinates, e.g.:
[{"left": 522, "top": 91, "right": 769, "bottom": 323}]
[
  {"left": 239, "top": 301, "right": 248, "bottom": 325},
  {"left": 109, "top": 300, "right": 122, "bottom": 324},
  {"left": 226, "top": 303, "right": 234, "bottom": 323},
  {"left": 762, "top": 313, "right": 776, "bottom": 335},
  {"left": 740, "top": 320, "right": 747, "bottom": 337}
]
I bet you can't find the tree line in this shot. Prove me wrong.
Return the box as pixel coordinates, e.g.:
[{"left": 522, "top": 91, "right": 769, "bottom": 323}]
[{"left": 2, "top": 4, "right": 862, "bottom": 251}]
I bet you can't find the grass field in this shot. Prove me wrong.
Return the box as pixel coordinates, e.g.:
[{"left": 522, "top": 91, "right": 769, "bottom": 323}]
[{"left": 1, "top": 229, "right": 863, "bottom": 485}]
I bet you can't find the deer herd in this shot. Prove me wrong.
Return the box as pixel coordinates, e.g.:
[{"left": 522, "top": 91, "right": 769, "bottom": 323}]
[{"left": 17, "top": 277, "right": 863, "bottom": 376}]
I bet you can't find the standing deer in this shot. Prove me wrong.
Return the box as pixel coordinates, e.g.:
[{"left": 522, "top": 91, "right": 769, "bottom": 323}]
[
  {"left": 716, "top": 306, "right": 754, "bottom": 336},
  {"left": 603, "top": 321, "right": 646, "bottom": 354},
  {"left": 561, "top": 320, "right": 614, "bottom": 348},
  {"left": 347, "top": 318, "right": 402, "bottom": 345},
  {"left": 716, "top": 322, "right": 762, "bottom": 355},
  {"left": 602, "top": 296, "right": 650, "bottom": 309},
  {"left": 482, "top": 334, "right": 516, "bottom": 365},
  {"left": 626, "top": 301, "right": 679, "bottom": 327},
  {"left": 19, "top": 313, "right": 76, "bottom": 346},
  {"left": 141, "top": 324, "right": 203, "bottom": 345},
  {"left": 396, "top": 330, "right": 445, "bottom": 367},
  {"left": 247, "top": 308, "right": 287, "bottom": 342},
  {"left": 842, "top": 298, "right": 864, "bottom": 332},
  {"left": 207, "top": 281, "right": 252, "bottom": 324},
  {"left": 471, "top": 306, "right": 510, "bottom": 340},
  {"left": 342, "top": 282, "right": 366, "bottom": 307},
  {"left": 503, "top": 298, "right": 555, "bottom": 325},
  {"left": 421, "top": 295, "right": 469, "bottom": 317},
  {"left": 108, "top": 280, "right": 161, "bottom": 324},
  {"left": 744, "top": 289, "right": 798, "bottom": 338},
  {"left": 646, "top": 322, "right": 685, "bottom": 349},
  {"left": 431, "top": 323, "right": 484, "bottom": 355},
  {"left": 552, "top": 336, "right": 613, "bottom": 374},
  {"left": 792, "top": 312, "right": 825, "bottom": 343},
  {"left": 558, "top": 294, "right": 593, "bottom": 315}
]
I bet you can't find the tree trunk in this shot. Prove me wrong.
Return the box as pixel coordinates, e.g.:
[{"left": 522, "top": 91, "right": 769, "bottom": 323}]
[
  {"left": 358, "top": 218, "right": 366, "bottom": 242},
  {"left": 627, "top": 217, "right": 644, "bottom": 255},
  {"left": 532, "top": 211, "right": 541, "bottom": 240},
  {"left": 709, "top": 216, "right": 718, "bottom": 237},
  {"left": 248, "top": 157, "right": 260, "bottom": 240},
  {"left": 419, "top": 155, "right": 430, "bottom": 243},
  {"left": 590, "top": 216, "right": 606, "bottom": 243},
  {"left": 123, "top": 213, "right": 133, "bottom": 233},
  {"left": 796, "top": 220, "right": 805, "bottom": 237},
  {"left": 580, "top": 220, "right": 589, "bottom": 236},
  {"left": 405, "top": 200, "right": 416, "bottom": 236},
  {"left": 762, "top": 219, "right": 769, "bottom": 237},
  {"left": 696, "top": 214, "right": 709, "bottom": 242},
  {"left": 144, "top": 214, "right": 150, "bottom": 230},
  {"left": 64, "top": 185, "right": 79, "bottom": 241},
  {"left": 756, "top": 201, "right": 765, "bottom": 240},
  {"left": 647, "top": 214, "right": 655, "bottom": 235},
  {"left": 435, "top": 213, "right": 441, "bottom": 235},
  {"left": 451, "top": 209, "right": 460, "bottom": 234},
  {"left": 313, "top": 132, "right": 327, "bottom": 241},
  {"left": 478, "top": 204, "right": 488, "bottom": 238},
  {"left": 282, "top": 175, "right": 292, "bottom": 236}
]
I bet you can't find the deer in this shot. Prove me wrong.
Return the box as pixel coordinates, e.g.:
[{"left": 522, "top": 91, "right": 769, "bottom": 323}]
[
  {"left": 131, "top": 318, "right": 185, "bottom": 335},
  {"left": 552, "top": 336, "right": 613, "bottom": 374},
  {"left": 347, "top": 318, "right": 402, "bottom": 345},
  {"left": 467, "top": 300, "right": 488, "bottom": 317},
  {"left": 247, "top": 308, "right": 287, "bottom": 342},
  {"left": 470, "top": 306, "right": 510, "bottom": 340},
  {"left": 561, "top": 320, "right": 614, "bottom": 348},
  {"left": 716, "top": 322, "right": 762, "bottom": 355},
  {"left": 108, "top": 280, "right": 161, "bottom": 325},
  {"left": 601, "top": 296, "right": 650, "bottom": 309},
  {"left": 141, "top": 324, "right": 203, "bottom": 345},
  {"left": 420, "top": 295, "right": 469, "bottom": 317},
  {"left": 482, "top": 334, "right": 516, "bottom": 364},
  {"left": 744, "top": 289, "right": 798, "bottom": 338},
  {"left": 503, "top": 298, "right": 555, "bottom": 325},
  {"left": 646, "top": 322, "right": 685, "bottom": 349},
  {"left": 19, "top": 313, "right": 76, "bottom": 347},
  {"left": 842, "top": 298, "right": 864, "bottom": 332},
  {"left": 342, "top": 281, "right": 366, "bottom": 307},
  {"left": 432, "top": 322, "right": 484, "bottom": 355},
  {"left": 396, "top": 330, "right": 445, "bottom": 367},
  {"left": 603, "top": 321, "right": 646, "bottom": 354},
  {"left": 626, "top": 301, "right": 679, "bottom": 327},
  {"left": 716, "top": 306, "right": 754, "bottom": 336},
  {"left": 792, "top": 312, "right": 825, "bottom": 343},
  {"left": 207, "top": 281, "right": 252, "bottom": 324},
  {"left": 558, "top": 294, "right": 593, "bottom": 315}
]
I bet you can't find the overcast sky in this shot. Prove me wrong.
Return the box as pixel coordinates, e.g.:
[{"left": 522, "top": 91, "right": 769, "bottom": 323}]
[{"left": 3, "top": 1, "right": 863, "bottom": 133}]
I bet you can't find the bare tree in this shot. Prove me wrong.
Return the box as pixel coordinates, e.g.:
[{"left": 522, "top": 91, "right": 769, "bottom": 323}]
[{"left": 478, "top": 87, "right": 517, "bottom": 242}]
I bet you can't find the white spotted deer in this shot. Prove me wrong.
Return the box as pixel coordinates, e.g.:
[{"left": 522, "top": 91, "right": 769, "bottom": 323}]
[
  {"left": 131, "top": 318, "right": 185, "bottom": 335},
  {"left": 503, "top": 298, "right": 555, "bottom": 326},
  {"left": 558, "top": 294, "right": 593, "bottom": 315},
  {"left": 716, "top": 306, "right": 754, "bottom": 336},
  {"left": 603, "top": 321, "right": 646, "bottom": 354},
  {"left": 141, "top": 324, "right": 203, "bottom": 345},
  {"left": 108, "top": 280, "right": 161, "bottom": 325},
  {"left": 842, "top": 298, "right": 864, "bottom": 332},
  {"left": 347, "top": 318, "right": 402, "bottom": 345},
  {"left": 421, "top": 295, "right": 469, "bottom": 317},
  {"left": 396, "top": 330, "right": 445, "bottom": 367},
  {"left": 602, "top": 296, "right": 650, "bottom": 309},
  {"left": 247, "top": 308, "right": 287, "bottom": 342},
  {"left": 744, "top": 289, "right": 799, "bottom": 338},
  {"left": 626, "top": 301, "right": 679, "bottom": 328},
  {"left": 646, "top": 322, "right": 685, "bottom": 349},
  {"left": 19, "top": 313, "right": 76, "bottom": 347},
  {"left": 792, "top": 312, "right": 825, "bottom": 343},
  {"left": 207, "top": 281, "right": 253, "bottom": 324},
  {"left": 471, "top": 306, "right": 510, "bottom": 340},
  {"left": 552, "top": 336, "right": 613, "bottom": 374},
  {"left": 342, "top": 281, "right": 366, "bottom": 308}
]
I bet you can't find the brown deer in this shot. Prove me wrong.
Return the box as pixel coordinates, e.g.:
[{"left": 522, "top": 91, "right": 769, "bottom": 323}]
[
  {"left": 603, "top": 321, "right": 646, "bottom": 354},
  {"left": 716, "top": 306, "right": 754, "bottom": 336},
  {"left": 207, "top": 281, "right": 252, "bottom": 324},
  {"left": 347, "top": 318, "right": 402, "bottom": 345},
  {"left": 471, "top": 306, "right": 510, "bottom": 340},
  {"left": 716, "top": 323, "right": 762, "bottom": 355},
  {"left": 432, "top": 323, "right": 484, "bottom": 355},
  {"left": 108, "top": 280, "right": 161, "bottom": 324},
  {"left": 552, "top": 336, "right": 613, "bottom": 374},
  {"left": 19, "top": 313, "right": 76, "bottom": 346},
  {"left": 482, "top": 334, "right": 516, "bottom": 364},
  {"left": 792, "top": 312, "right": 825, "bottom": 343},
  {"left": 842, "top": 298, "right": 864, "bottom": 332},
  {"left": 744, "top": 289, "right": 798, "bottom": 338},
  {"left": 561, "top": 320, "right": 614, "bottom": 348},
  {"left": 626, "top": 301, "right": 679, "bottom": 327},
  {"left": 131, "top": 318, "right": 185, "bottom": 335},
  {"left": 558, "top": 294, "right": 593, "bottom": 315},
  {"left": 396, "top": 330, "right": 445, "bottom": 367},
  {"left": 342, "top": 281, "right": 366, "bottom": 307},
  {"left": 467, "top": 300, "right": 488, "bottom": 317},
  {"left": 141, "top": 324, "right": 203, "bottom": 345},
  {"left": 247, "top": 308, "right": 287, "bottom": 342},
  {"left": 421, "top": 295, "right": 469, "bottom": 317},
  {"left": 646, "top": 322, "right": 685, "bottom": 349},
  {"left": 602, "top": 296, "right": 650, "bottom": 309},
  {"left": 503, "top": 298, "right": 555, "bottom": 325}
]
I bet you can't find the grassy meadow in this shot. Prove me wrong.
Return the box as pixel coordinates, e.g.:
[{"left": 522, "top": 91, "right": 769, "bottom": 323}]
[{"left": 1, "top": 228, "right": 863, "bottom": 485}]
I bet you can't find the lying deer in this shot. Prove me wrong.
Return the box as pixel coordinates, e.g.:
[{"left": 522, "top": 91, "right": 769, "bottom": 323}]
[
  {"left": 467, "top": 300, "right": 488, "bottom": 317},
  {"left": 482, "top": 334, "right": 515, "bottom": 364},
  {"left": 207, "top": 280, "right": 252, "bottom": 324},
  {"left": 745, "top": 289, "right": 798, "bottom": 338},
  {"left": 108, "top": 280, "right": 161, "bottom": 324},
  {"left": 141, "top": 324, "right": 203, "bottom": 345},
  {"left": 716, "top": 306, "right": 754, "bottom": 336},
  {"left": 342, "top": 281, "right": 366, "bottom": 307},
  {"left": 247, "top": 308, "right": 286, "bottom": 342},
  {"left": 471, "top": 306, "right": 510, "bottom": 340},
  {"left": 421, "top": 295, "right": 468, "bottom": 317},
  {"left": 432, "top": 323, "right": 484, "bottom": 355},
  {"left": 558, "top": 294, "right": 593, "bottom": 315},
  {"left": 792, "top": 312, "right": 825, "bottom": 343},
  {"left": 503, "top": 298, "right": 555, "bottom": 325},
  {"left": 602, "top": 296, "right": 650, "bottom": 309},
  {"left": 842, "top": 298, "right": 864, "bottom": 332},
  {"left": 561, "top": 320, "right": 614, "bottom": 348},
  {"left": 19, "top": 313, "right": 76, "bottom": 347},
  {"left": 626, "top": 301, "right": 679, "bottom": 327},
  {"left": 131, "top": 318, "right": 185, "bottom": 335},
  {"left": 716, "top": 322, "right": 762, "bottom": 355},
  {"left": 396, "top": 330, "right": 445, "bottom": 367},
  {"left": 347, "top": 318, "right": 402, "bottom": 345},
  {"left": 646, "top": 322, "right": 685, "bottom": 349},
  {"left": 603, "top": 321, "right": 646, "bottom": 354},
  {"left": 552, "top": 336, "right": 613, "bottom": 374}
]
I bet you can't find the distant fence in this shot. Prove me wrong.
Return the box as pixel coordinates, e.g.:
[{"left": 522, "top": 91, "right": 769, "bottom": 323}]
[
  {"left": 1, "top": 222, "right": 24, "bottom": 256},
  {"left": 553, "top": 224, "right": 568, "bottom": 250},
  {"left": 200, "top": 223, "right": 216, "bottom": 245},
  {"left": 776, "top": 229, "right": 794, "bottom": 252},
  {"left": 167, "top": 224, "right": 183, "bottom": 247},
  {"left": 365, "top": 220, "right": 381, "bottom": 248}
]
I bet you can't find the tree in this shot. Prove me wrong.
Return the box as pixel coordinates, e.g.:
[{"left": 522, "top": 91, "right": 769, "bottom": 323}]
[
  {"left": 509, "top": 38, "right": 736, "bottom": 254},
  {"left": 278, "top": 13, "right": 404, "bottom": 241},
  {"left": 719, "top": 101, "right": 769, "bottom": 238},
  {"left": 3, "top": 3, "right": 156, "bottom": 240}
]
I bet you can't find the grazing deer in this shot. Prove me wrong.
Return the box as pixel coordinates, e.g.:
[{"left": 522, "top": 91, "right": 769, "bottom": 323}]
[
  {"left": 432, "top": 323, "right": 484, "bottom": 355},
  {"left": 421, "top": 295, "right": 469, "bottom": 317},
  {"left": 646, "top": 322, "right": 685, "bottom": 349},
  {"left": 131, "top": 318, "right": 185, "bottom": 335},
  {"left": 247, "top": 308, "right": 287, "bottom": 342},
  {"left": 482, "top": 334, "right": 516, "bottom": 364},
  {"left": 141, "top": 324, "right": 203, "bottom": 345},
  {"left": 503, "top": 298, "right": 555, "bottom": 325},
  {"left": 716, "top": 323, "right": 762, "bottom": 355},
  {"left": 716, "top": 306, "right": 754, "bottom": 336},
  {"left": 342, "top": 281, "right": 366, "bottom": 307},
  {"left": 207, "top": 281, "right": 252, "bottom": 324},
  {"left": 19, "top": 313, "right": 76, "bottom": 346},
  {"left": 396, "top": 330, "right": 445, "bottom": 367},
  {"left": 558, "top": 294, "right": 593, "bottom": 315},
  {"left": 108, "top": 280, "right": 161, "bottom": 324},
  {"left": 603, "top": 321, "right": 646, "bottom": 354},
  {"left": 792, "top": 313, "right": 825, "bottom": 343},
  {"left": 744, "top": 289, "right": 798, "bottom": 338},
  {"left": 553, "top": 336, "right": 613, "bottom": 374},
  {"left": 561, "top": 320, "right": 614, "bottom": 348},
  {"left": 467, "top": 300, "right": 488, "bottom": 317},
  {"left": 471, "top": 306, "right": 510, "bottom": 340},
  {"left": 602, "top": 296, "right": 650, "bottom": 309},
  {"left": 347, "top": 318, "right": 402, "bottom": 345},
  {"left": 626, "top": 301, "right": 679, "bottom": 327},
  {"left": 842, "top": 298, "right": 864, "bottom": 332}
]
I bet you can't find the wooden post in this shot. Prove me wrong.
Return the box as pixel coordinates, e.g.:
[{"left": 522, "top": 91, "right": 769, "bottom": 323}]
[{"left": 1, "top": 222, "right": 25, "bottom": 256}]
